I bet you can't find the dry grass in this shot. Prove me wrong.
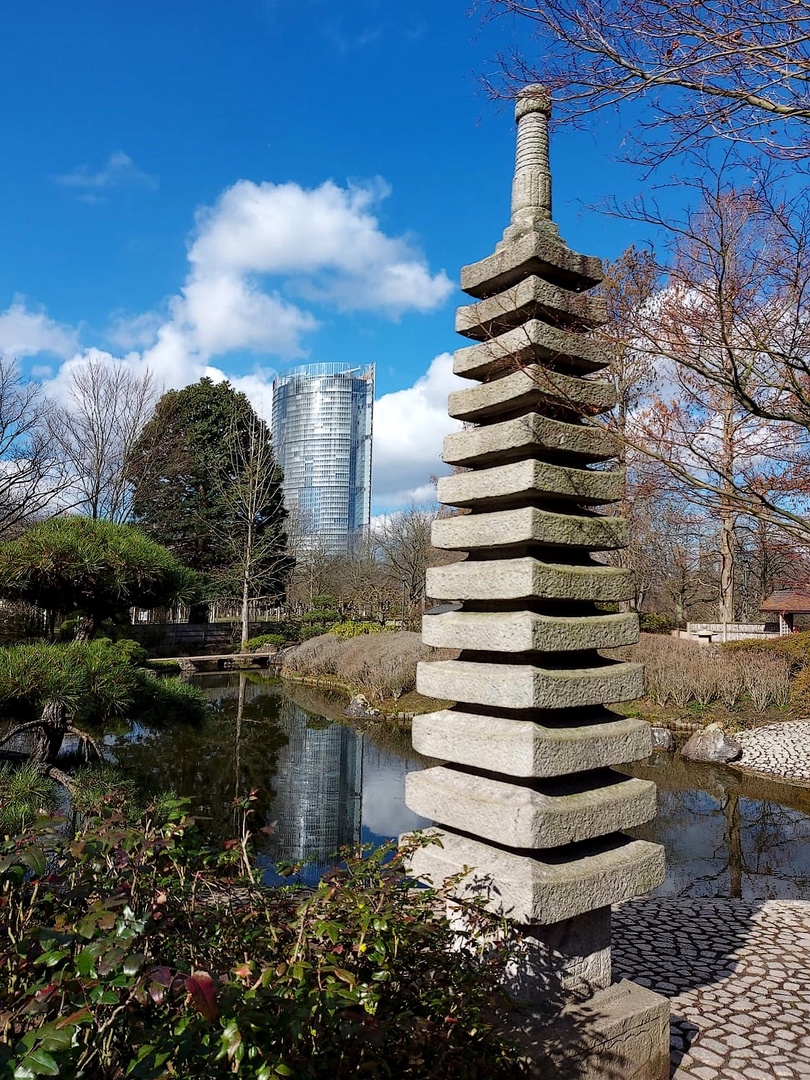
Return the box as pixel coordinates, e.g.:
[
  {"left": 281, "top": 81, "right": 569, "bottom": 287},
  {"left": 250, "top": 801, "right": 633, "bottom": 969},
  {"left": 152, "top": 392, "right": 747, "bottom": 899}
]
[
  {"left": 614, "top": 635, "right": 791, "bottom": 713},
  {"left": 282, "top": 632, "right": 457, "bottom": 702}
]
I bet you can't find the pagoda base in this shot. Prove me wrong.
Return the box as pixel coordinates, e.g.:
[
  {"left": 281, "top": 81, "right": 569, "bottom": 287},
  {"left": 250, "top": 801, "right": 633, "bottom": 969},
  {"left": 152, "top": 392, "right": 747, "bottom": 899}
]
[{"left": 503, "top": 979, "right": 669, "bottom": 1080}]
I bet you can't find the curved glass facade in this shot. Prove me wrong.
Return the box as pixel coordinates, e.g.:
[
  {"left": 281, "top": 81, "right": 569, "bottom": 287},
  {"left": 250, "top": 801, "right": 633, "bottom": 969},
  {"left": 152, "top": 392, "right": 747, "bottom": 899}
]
[{"left": 271, "top": 363, "right": 374, "bottom": 553}]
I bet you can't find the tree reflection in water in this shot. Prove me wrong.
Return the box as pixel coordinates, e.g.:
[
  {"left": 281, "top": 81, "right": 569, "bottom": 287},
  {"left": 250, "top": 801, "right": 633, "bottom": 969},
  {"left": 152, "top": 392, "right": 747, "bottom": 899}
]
[
  {"left": 620, "top": 753, "right": 810, "bottom": 900},
  {"left": 111, "top": 674, "right": 431, "bottom": 887}
]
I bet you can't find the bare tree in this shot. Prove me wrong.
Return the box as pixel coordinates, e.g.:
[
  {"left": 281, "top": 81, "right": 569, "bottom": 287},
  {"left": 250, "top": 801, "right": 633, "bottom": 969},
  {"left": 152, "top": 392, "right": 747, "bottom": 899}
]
[
  {"left": 52, "top": 358, "right": 159, "bottom": 522},
  {"left": 210, "top": 412, "right": 292, "bottom": 648},
  {"left": 599, "top": 157, "right": 810, "bottom": 564},
  {"left": 480, "top": 0, "right": 810, "bottom": 163},
  {"left": 0, "top": 357, "right": 67, "bottom": 536},
  {"left": 373, "top": 503, "right": 460, "bottom": 621}
]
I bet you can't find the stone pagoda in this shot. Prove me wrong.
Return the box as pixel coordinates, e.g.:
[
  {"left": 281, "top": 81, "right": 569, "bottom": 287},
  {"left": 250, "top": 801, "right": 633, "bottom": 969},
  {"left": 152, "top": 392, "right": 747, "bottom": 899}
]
[{"left": 405, "top": 85, "right": 669, "bottom": 1077}]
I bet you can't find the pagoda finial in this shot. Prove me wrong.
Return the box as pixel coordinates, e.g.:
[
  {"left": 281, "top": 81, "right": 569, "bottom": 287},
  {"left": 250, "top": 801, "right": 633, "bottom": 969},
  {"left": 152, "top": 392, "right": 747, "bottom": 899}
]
[{"left": 503, "top": 83, "right": 559, "bottom": 244}]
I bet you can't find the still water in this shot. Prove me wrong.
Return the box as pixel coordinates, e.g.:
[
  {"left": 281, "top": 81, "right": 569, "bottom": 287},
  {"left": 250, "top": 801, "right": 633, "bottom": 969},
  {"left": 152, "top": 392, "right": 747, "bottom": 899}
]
[{"left": 112, "top": 673, "right": 810, "bottom": 899}]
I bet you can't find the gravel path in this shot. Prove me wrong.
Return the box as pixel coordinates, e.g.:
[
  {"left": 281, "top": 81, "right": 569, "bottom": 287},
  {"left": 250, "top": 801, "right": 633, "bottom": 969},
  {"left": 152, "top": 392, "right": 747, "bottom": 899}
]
[
  {"left": 735, "top": 720, "right": 810, "bottom": 783},
  {"left": 613, "top": 898, "right": 810, "bottom": 1079}
]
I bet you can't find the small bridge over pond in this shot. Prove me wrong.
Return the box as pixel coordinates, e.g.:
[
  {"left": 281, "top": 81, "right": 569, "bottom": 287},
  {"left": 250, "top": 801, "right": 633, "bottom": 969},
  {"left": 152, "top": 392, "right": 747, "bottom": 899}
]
[{"left": 161, "top": 653, "right": 282, "bottom": 672}]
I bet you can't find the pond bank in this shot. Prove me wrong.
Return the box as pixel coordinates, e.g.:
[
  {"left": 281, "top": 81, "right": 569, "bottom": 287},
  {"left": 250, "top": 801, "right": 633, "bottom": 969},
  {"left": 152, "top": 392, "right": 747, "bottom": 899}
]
[{"left": 280, "top": 670, "right": 447, "bottom": 721}]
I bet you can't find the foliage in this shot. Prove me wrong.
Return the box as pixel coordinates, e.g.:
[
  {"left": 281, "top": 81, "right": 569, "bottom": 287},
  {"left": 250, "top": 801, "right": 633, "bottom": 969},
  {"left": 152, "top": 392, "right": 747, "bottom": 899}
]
[
  {"left": 617, "top": 634, "right": 791, "bottom": 712},
  {"left": 284, "top": 632, "right": 457, "bottom": 702},
  {"left": 67, "top": 764, "right": 140, "bottom": 819},
  {"left": 0, "top": 517, "right": 197, "bottom": 638},
  {"left": 127, "top": 378, "right": 291, "bottom": 608},
  {"left": 328, "top": 621, "right": 384, "bottom": 639},
  {"left": 0, "top": 639, "right": 143, "bottom": 722},
  {"left": 0, "top": 639, "right": 206, "bottom": 766},
  {"left": 299, "top": 624, "right": 333, "bottom": 642},
  {"left": 243, "top": 625, "right": 301, "bottom": 651},
  {"left": 638, "top": 613, "right": 675, "bottom": 635},
  {"left": 723, "top": 631, "right": 810, "bottom": 676},
  {"left": 790, "top": 667, "right": 810, "bottom": 716},
  {"left": 244, "top": 633, "right": 287, "bottom": 651},
  {"left": 0, "top": 802, "right": 524, "bottom": 1079},
  {"left": 0, "top": 762, "right": 57, "bottom": 834}
]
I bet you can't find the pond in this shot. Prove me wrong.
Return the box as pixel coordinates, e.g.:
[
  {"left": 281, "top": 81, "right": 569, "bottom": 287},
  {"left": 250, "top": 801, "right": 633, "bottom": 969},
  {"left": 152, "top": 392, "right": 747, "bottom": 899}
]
[{"left": 110, "top": 672, "right": 810, "bottom": 898}]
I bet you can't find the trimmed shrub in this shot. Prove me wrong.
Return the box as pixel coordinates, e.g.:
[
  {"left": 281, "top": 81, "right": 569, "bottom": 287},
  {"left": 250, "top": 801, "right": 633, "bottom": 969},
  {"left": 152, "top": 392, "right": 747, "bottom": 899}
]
[
  {"left": 639, "top": 612, "right": 675, "bottom": 635},
  {"left": 244, "top": 633, "right": 287, "bottom": 651},
  {"left": 328, "top": 621, "right": 384, "bottom": 639},
  {"left": 790, "top": 667, "right": 810, "bottom": 716},
  {"left": 723, "top": 630, "right": 810, "bottom": 675},
  {"left": 615, "top": 634, "right": 792, "bottom": 712},
  {"left": 283, "top": 632, "right": 457, "bottom": 701}
]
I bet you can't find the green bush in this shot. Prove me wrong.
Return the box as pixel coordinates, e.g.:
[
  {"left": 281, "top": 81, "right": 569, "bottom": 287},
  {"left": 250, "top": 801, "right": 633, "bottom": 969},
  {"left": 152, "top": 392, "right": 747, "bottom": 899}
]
[
  {"left": 0, "top": 638, "right": 206, "bottom": 767},
  {"left": 301, "top": 609, "right": 339, "bottom": 625},
  {"left": 0, "top": 762, "right": 56, "bottom": 834},
  {"left": 723, "top": 630, "right": 810, "bottom": 675},
  {"left": 0, "top": 801, "right": 523, "bottom": 1079},
  {"left": 244, "top": 633, "right": 287, "bottom": 651},
  {"left": 328, "top": 621, "right": 383, "bottom": 639},
  {"left": 790, "top": 666, "right": 810, "bottom": 715},
  {"left": 639, "top": 612, "right": 675, "bottom": 635}
]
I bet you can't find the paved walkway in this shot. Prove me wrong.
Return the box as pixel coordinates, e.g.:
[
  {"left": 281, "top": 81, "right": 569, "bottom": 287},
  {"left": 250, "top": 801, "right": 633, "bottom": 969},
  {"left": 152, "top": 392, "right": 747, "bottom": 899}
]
[
  {"left": 613, "top": 898, "right": 810, "bottom": 1079},
  {"left": 735, "top": 720, "right": 810, "bottom": 784}
]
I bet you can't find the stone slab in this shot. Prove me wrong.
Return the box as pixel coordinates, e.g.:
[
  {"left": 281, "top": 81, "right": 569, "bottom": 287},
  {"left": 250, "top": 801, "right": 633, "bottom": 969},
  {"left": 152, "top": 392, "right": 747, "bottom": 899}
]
[
  {"left": 416, "top": 658, "right": 644, "bottom": 710},
  {"left": 411, "top": 709, "right": 652, "bottom": 777},
  {"left": 432, "top": 506, "right": 628, "bottom": 552},
  {"left": 436, "top": 459, "right": 624, "bottom": 508},
  {"left": 421, "top": 608, "right": 639, "bottom": 653},
  {"left": 455, "top": 274, "right": 606, "bottom": 340},
  {"left": 461, "top": 230, "right": 603, "bottom": 298},
  {"left": 504, "top": 980, "right": 670, "bottom": 1080},
  {"left": 454, "top": 319, "right": 610, "bottom": 380},
  {"left": 426, "top": 556, "right": 635, "bottom": 603},
  {"left": 442, "top": 413, "right": 620, "bottom": 467},
  {"left": 404, "top": 828, "right": 666, "bottom": 923},
  {"left": 448, "top": 367, "right": 616, "bottom": 423},
  {"left": 405, "top": 766, "right": 657, "bottom": 848}
]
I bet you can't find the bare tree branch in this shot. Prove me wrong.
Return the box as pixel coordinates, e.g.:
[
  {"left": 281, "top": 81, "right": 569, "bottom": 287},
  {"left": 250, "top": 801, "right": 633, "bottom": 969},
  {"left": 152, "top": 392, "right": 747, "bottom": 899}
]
[{"left": 480, "top": 0, "right": 810, "bottom": 163}]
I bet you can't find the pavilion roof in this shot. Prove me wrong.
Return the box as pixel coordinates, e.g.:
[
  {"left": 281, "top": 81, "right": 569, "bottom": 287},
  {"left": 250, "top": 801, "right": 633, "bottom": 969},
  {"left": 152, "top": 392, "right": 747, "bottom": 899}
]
[{"left": 760, "top": 589, "right": 810, "bottom": 614}]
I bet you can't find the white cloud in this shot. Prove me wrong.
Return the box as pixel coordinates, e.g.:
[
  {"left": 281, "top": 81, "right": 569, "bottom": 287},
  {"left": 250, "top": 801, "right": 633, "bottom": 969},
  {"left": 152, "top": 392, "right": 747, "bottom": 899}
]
[
  {"left": 106, "top": 310, "right": 164, "bottom": 350},
  {"left": 188, "top": 179, "right": 453, "bottom": 315},
  {"left": 55, "top": 151, "right": 158, "bottom": 198},
  {"left": 0, "top": 300, "right": 79, "bottom": 359},
  {"left": 84, "top": 176, "right": 451, "bottom": 387},
  {"left": 371, "top": 352, "right": 465, "bottom": 509}
]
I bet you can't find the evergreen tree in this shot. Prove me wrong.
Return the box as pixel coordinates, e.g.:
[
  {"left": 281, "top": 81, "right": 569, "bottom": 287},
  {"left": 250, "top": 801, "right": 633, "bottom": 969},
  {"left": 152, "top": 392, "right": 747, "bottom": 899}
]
[
  {"left": 0, "top": 516, "right": 197, "bottom": 640},
  {"left": 126, "top": 378, "right": 291, "bottom": 618}
]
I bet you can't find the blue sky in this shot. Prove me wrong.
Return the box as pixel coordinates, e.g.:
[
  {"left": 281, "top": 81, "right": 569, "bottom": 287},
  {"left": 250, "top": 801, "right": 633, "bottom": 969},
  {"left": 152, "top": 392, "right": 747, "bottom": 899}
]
[{"left": 0, "top": 1, "right": 658, "bottom": 510}]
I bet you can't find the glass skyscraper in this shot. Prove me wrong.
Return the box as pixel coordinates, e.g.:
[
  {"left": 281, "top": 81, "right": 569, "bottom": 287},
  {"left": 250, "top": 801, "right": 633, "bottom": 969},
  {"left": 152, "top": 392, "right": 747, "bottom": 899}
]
[{"left": 271, "top": 363, "right": 374, "bottom": 552}]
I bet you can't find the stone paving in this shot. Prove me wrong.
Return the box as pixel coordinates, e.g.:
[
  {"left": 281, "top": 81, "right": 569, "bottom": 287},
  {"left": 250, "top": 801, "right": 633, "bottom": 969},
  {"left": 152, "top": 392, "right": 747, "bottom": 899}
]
[
  {"left": 613, "top": 898, "right": 810, "bottom": 1078},
  {"left": 735, "top": 720, "right": 810, "bottom": 783}
]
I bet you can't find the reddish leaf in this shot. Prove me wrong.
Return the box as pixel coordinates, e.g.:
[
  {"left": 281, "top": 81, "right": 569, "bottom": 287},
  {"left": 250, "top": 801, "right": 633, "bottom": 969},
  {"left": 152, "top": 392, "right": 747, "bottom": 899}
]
[{"left": 185, "top": 970, "right": 219, "bottom": 1021}]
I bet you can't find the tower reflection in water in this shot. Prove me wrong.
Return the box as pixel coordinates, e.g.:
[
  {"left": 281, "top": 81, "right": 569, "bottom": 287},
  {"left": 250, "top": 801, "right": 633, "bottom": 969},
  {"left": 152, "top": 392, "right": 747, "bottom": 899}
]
[{"left": 262, "top": 698, "right": 364, "bottom": 886}]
